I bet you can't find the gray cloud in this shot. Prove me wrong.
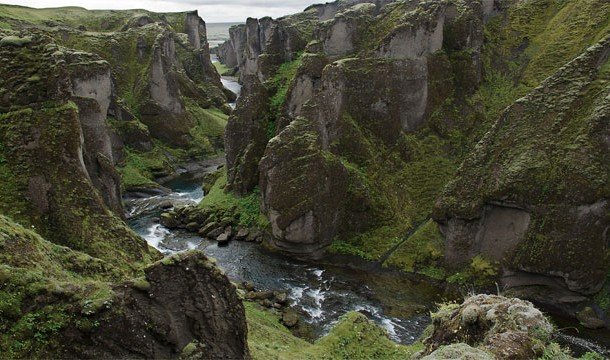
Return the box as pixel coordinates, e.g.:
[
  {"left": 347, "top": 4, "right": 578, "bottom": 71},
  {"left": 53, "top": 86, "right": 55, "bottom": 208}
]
[{"left": 1, "top": 0, "right": 319, "bottom": 22}]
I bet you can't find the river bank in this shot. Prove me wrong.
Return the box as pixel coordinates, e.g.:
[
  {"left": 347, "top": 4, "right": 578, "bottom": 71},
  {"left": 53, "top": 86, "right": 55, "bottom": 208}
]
[{"left": 123, "top": 170, "right": 610, "bottom": 356}]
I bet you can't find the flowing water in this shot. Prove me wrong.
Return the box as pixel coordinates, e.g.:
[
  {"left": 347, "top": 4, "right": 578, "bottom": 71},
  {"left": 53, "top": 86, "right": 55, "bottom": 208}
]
[
  {"left": 211, "top": 54, "right": 241, "bottom": 109},
  {"left": 125, "top": 176, "right": 440, "bottom": 344},
  {"left": 124, "top": 177, "right": 610, "bottom": 354},
  {"left": 125, "top": 54, "right": 610, "bottom": 353}
]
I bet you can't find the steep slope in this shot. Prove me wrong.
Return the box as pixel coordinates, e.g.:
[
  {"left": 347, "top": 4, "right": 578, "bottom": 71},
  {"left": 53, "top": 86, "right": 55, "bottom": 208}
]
[
  {"left": 214, "top": 0, "right": 610, "bottom": 322},
  {"left": 0, "top": 216, "right": 249, "bottom": 359},
  {"left": 0, "top": 6, "right": 250, "bottom": 358},
  {"left": 0, "top": 31, "right": 156, "bottom": 269},
  {"left": 435, "top": 35, "right": 610, "bottom": 316},
  {"left": 0, "top": 4, "right": 232, "bottom": 194}
]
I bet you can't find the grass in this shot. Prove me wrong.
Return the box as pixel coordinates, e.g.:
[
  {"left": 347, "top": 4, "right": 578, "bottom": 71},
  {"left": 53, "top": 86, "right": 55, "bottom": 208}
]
[
  {"left": 244, "top": 302, "right": 422, "bottom": 360},
  {"left": 117, "top": 147, "right": 168, "bottom": 190},
  {"left": 199, "top": 171, "right": 269, "bottom": 229},
  {"left": 0, "top": 215, "right": 122, "bottom": 358},
  {"left": 213, "top": 61, "right": 231, "bottom": 76},
  {"left": 184, "top": 99, "right": 228, "bottom": 156},
  {"left": 384, "top": 220, "right": 445, "bottom": 279},
  {"left": 267, "top": 53, "right": 303, "bottom": 117}
]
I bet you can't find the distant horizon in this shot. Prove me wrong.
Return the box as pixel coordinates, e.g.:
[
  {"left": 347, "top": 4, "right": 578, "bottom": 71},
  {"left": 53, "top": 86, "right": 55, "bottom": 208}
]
[{"left": 0, "top": 0, "right": 318, "bottom": 23}]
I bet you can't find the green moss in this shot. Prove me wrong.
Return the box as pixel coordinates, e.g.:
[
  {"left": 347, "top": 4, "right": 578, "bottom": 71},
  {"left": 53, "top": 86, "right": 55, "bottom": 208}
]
[
  {"left": 132, "top": 276, "right": 151, "bottom": 292},
  {"left": 213, "top": 61, "right": 231, "bottom": 75},
  {"left": 445, "top": 256, "right": 499, "bottom": 286},
  {"left": 117, "top": 147, "right": 169, "bottom": 190},
  {"left": 199, "top": 171, "right": 269, "bottom": 229},
  {"left": 267, "top": 53, "right": 303, "bottom": 117},
  {"left": 384, "top": 220, "right": 445, "bottom": 279},
  {"left": 184, "top": 98, "right": 228, "bottom": 157},
  {"left": 245, "top": 302, "right": 421, "bottom": 360},
  {"left": 0, "top": 35, "right": 31, "bottom": 46},
  {"left": 0, "top": 215, "right": 125, "bottom": 358},
  {"left": 80, "top": 287, "right": 114, "bottom": 315}
]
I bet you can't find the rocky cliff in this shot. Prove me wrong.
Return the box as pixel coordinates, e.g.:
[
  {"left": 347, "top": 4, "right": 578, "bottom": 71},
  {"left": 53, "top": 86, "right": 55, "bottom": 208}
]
[
  {"left": 0, "top": 5, "right": 250, "bottom": 358},
  {"left": 0, "top": 5, "right": 232, "bottom": 195},
  {"left": 221, "top": 0, "right": 496, "bottom": 255},
  {"left": 434, "top": 35, "right": 610, "bottom": 319},
  {"left": 0, "top": 216, "right": 249, "bottom": 359},
  {"left": 216, "top": 0, "right": 610, "bottom": 323}
]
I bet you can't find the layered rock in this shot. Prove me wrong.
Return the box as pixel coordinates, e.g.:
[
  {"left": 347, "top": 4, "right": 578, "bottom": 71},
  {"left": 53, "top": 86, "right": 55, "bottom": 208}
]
[
  {"left": 0, "top": 215, "right": 249, "bottom": 359},
  {"left": 421, "top": 294, "right": 554, "bottom": 359},
  {"left": 0, "top": 33, "right": 155, "bottom": 267},
  {"left": 434, "top": 35, "right": 610, "bottom": 311},
  {"left": 220, "top": 0, "right": 488, "bottom": 254}
]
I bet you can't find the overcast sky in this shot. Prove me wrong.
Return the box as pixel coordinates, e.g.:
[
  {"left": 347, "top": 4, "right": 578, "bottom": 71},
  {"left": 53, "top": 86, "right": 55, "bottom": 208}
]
[{"left": 2, "top": 0, "right": 318, "bottom": 22}]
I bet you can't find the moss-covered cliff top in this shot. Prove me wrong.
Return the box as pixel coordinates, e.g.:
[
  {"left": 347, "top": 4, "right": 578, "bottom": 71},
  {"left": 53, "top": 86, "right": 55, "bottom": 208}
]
[
  {"left": 436, "top": 35, "right": 610, "bottom": 218},
  {"left": 0, "top": 4, "right": 197, "bottom": 33}
]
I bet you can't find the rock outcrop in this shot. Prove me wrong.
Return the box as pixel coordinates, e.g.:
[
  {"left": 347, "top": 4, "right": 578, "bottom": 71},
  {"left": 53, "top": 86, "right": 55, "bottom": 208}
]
[
  {"left": 0, "top": 32, "right": 155, "bottom": 267},
  {"left": 434, "top": 36, "right": 610, "bottom": 314},
  {"left": 216, "top": 0, "right": 610, "bottom": 322},
  {"left": 0, "top": 215, "right": 249, "bottom": 359},
  {"left": 422, "top": 294, "right": 554, "bottom": 359},
  {"left": 69, "top": 251, "right": 250, "bottom": 359},
  {"left": 221, "top": 0, "right": 488, "bottom": 254}
]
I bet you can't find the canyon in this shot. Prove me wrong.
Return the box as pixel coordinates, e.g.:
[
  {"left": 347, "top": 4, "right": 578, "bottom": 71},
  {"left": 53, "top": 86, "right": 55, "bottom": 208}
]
[{"left": 0, "top": 0, "right": 609, "bottom": 359}]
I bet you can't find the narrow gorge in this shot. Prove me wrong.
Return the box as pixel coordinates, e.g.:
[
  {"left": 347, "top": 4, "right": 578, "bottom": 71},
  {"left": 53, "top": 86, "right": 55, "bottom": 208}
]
[{"left": 0, "top": 0, "right": 609, "bottom": 359}]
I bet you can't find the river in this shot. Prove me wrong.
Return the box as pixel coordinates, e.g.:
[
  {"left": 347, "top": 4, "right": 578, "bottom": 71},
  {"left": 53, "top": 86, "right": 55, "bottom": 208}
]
[
  {"left": 125, "top": 175, "right": 439, "bottom": 344},
  {"left": 124, "top": 72, "right": 610, "bottom": 356}
]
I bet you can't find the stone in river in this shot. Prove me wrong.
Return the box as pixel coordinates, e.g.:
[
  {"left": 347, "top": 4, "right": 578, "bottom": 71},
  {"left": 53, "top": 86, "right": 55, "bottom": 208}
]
[
  {"left": 282, "top": 309, "right": 299, "bottom": 328},
  {"left": 185, "top": 222, "right": 199, "bottom": 232},
  {"left": 216, "top": 232, "right": 230, "bottom": 246}
]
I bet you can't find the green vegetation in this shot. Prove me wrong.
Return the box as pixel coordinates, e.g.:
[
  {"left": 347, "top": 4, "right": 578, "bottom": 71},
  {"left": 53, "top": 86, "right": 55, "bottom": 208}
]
[
  {"left": 384, "top": 220, "right": 445, "bottom": 279},
  {"left": 0, "top": 215, "right": 119, "bottom": 358},
  {"left": 267, "top": 53, "right": 303, "bottom": 117},
  {"left": 445, "top": 256, "right": 499, "bottom": 286},
  {"left": 245, "top": 302, "right": 422, "bottom": 360},
  {"left": 213, "top": 60, "right": 231, "bottom": 76},
  {"left": 117, "top": 147, "right": 168, "bottom": 190},
  {"left": 185, "top": 100, "right": 229, "bottom": 155},
  {"left": 199, "top": 171, "right": 269, "bottom": 229}
]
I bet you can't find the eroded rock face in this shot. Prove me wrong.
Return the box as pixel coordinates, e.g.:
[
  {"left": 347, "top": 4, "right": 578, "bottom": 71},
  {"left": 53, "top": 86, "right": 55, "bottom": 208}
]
[
  {"left": 319, "top": 4, "right": 376, "bottom": 58},
  {"left": 423, "top": 295, "right": 553, "bottom": 360},
  {"left": 71, "top": 64, "right": 123, "bottom": 216},
  {"left": 224, "top": 75, "right": 270, "bottom": 194},
  {"left": 442, "top": 204, "right": 531, "bottom": 266},
  {"left": 435, "top": 36, "right": 610, "bottom": 305},
  {"left": 376, "top": 3, "right": 445, "bottom": 59},
  {"left": 221, "top": 0, "right": 493, "bottom": 256},
  {"left": 259, "top": 117, "right": 349, "bottom": 256},
  {"left": 69, "top": 252, "right": 250, "bottom": 359},
  {"left": 185, "top": 10, "right": 206, "bottom": 49},
  {"left": 0, "top": 34, "right": 156, "bottom": 265}
]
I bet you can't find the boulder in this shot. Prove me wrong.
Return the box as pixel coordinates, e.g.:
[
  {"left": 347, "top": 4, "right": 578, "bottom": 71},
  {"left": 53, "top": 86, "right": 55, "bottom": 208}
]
[
  {"left": 198, "top": 222, "right": 218, "bottom": 236},
  {"left": 282, "top": 309, "right": 299, "bottom": 328},
  {"left": 242, "top": 281, "right": 255, "bottom": 292},
  {"left": 185, "top": 222, "right": 200, "bottom": 232},
  {"left": 160, "top": 212, "right": 180, "bottom": 229},
  {"left": 246, "top": 291, "right": 274, "bottom": 301},
  {"left": 274, "top": 291, "right": 288, "bottom": 304},
  {"left": 576, "top": 307, "right": 606, "bottom": 329},
  {"left": 235, "top": 227, "right": 249, "bottom": 240},
  {"left": 207, "top": 226, "right": 225, "bottom": 239},
  {"left": 423, "top": 295, "right": 553, "bottom": 359},
  {"left": 216, "top": 232, "right": 230, "bottom": 246}
]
